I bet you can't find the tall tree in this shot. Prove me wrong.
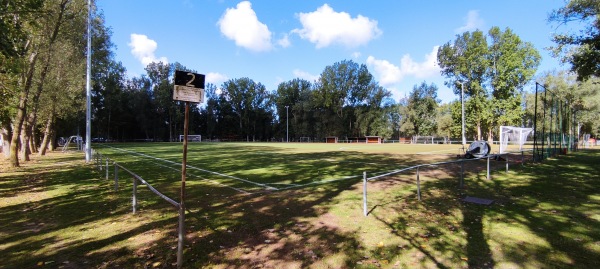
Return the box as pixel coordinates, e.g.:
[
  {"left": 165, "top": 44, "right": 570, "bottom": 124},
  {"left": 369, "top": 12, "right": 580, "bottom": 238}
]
[
  {"left": 145, "top": 61, "right": 176, "bottom": 141},
  {"left": 487, "top": 26, "right": 540, "bottom": 140},
  {"left": 274, "top": 78, "right": 313, "bottom": 141},
  {"left": 399, "top": 82, "right": 439, "bottom": 137},
  {"left": 438, "top": 27, "right": 540, "bottom": 142},
  {"left": 221, "top": 77, "right": 273, "bottom": 141},
  {"left": 438, "top": 30, "right": 489, "bottom": 140},
  {"left": 549, "top": 0, "right": 600, "bottom": 80},
  {"left": 6, "top": 0, "right": 73, "bottom": 167}
]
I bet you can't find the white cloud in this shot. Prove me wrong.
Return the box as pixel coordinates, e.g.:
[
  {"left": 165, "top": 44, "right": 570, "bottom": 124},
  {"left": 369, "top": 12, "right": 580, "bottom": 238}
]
[
  {"left": 277, "top": 33, "right": 291, "bottom": 48},
  {"left": 293, "top": 69, "right": 319, "bottom": 82},
  {"left": 292, "top": 4, "right": 381, "bottom": 49},
  {"left": 351, "top": 51, "right": 361, "bottom": 59},
  {"left": 366, "top": 46, "right": 441, "bottom": 87},
  {"left": 206, "top": 72, "right": 229, "bottom": 86},
  {"left": 217, "top": 1, "right": 272, "bottom": 52},
  {"left": 366, "top": 57, "right": 402, "bottom": 86},
  {"left": 455, "top": 10, "right": 484, "bottom": 33},
  {"left": 128, "top": 34, "right": 168, "bottom": 67}
]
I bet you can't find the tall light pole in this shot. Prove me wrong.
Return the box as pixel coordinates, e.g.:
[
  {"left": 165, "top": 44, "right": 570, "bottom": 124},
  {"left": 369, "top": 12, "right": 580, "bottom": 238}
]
[
  {"left": 285, "top": 105, "right": 289, "bottom": 142},
  {"left": 85, "top": 0, "right": 92, "bottom": 162},
  {"left": 458, "top": 81, "right": 466, "bottom": 148}
]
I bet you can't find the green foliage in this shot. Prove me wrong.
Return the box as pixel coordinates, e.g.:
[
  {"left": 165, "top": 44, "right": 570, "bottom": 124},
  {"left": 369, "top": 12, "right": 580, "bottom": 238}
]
[
  {"left": 535, "top": 71, "right": 600, "bottom": 137},
  {"left": 549, "top": 0, "right": 600, "bottom": 80},
  {"left": 399, "top": 82, "right": 439, "bottom": 136},
  {"left": 435, "top": 102, "right": 454, "bottom": 138},
  {"left": 221, "top": 77, "right": 273, "bottom": 141},
  {"left": 438, "top": 26, "right": 540, "bottom": 140}
]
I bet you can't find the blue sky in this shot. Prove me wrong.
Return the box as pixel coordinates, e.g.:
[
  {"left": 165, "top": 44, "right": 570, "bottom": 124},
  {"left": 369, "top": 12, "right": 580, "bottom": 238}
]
[{"left": 97, "top": 0, "right": 570, "bottom": 103}]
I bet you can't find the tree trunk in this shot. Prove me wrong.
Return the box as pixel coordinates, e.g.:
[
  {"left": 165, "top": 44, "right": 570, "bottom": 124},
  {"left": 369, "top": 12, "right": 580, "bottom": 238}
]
[
  {"left": 9, "top": 50, "right": 38, "bottom": 167},
  {"left": 20, "top": 121, "right": 31, "bottom": 161},
  {"left": 39, "top": 111, "right": 55, "bottom": 156},
  {"left": 1, "top": 126, "right": 11, "bottom": 158},
  {"left": 487, "top": 129, "right": 494, "bottom": 144},
  {"left": 49, "top": 131, "right": 56, "bottom": 151},
  {"left": 8, "top": 0, "right": 69, "bottom": 167}
]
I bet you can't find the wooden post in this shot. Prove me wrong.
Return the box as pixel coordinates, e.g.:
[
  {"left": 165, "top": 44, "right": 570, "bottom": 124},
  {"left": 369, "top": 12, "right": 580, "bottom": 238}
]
[{"left": 177, "top": 102, "right": 189, "bottom": 268}]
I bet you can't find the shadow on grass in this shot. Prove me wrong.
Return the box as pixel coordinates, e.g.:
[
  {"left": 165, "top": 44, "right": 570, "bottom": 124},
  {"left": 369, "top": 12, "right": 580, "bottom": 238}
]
[
  {"left": 3, "top": 146, "right": 599, "bottom": 268},
  {"left": 366, "top": 148, "right": 600, "bottom": 268}
]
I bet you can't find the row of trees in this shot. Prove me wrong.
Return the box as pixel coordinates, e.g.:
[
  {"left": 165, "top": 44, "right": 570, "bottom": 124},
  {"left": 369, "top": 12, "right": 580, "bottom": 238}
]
[
  {"left": 1, "top": 0, "right": 90, "bottom": 167},
  {"left": 92, "top": 60, "right": 397, "bottom": 143},
  {"left": 2, "top": 0, "right": 599, "bottom": 167}
]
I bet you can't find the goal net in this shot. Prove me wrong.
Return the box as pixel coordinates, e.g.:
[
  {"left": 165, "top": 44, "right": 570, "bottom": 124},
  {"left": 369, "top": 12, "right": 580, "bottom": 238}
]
[
  {"left": 412, "top": 135, "right": 435, "bottom": 144},
  {"left": 499, "top": 126, "right": 533, "bottom": 153},
  {"left": 299, "top": 137, "right": 311, "bottom": 143},
  {"left": 180, "top": 135, "right": 201, "bottom": 142}
]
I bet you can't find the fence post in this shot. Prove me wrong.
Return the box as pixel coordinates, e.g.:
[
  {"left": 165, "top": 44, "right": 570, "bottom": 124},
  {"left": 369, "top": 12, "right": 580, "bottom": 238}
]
[
  {"left": 460, "top": 159, "right": 464, "bottom": 188},
  {"left": 114, "top": 164, "right": 119, "bottom": 191},
  {"left": 487, "top": 156, "right": 491, "bottom": 180},
  {"left": 416, "top": 167, "right": 421, "bottom": 201},
  {"left": 363, "top": 171, "right": 367, "bottom": 216},
  {"left": 105, "top": 159, "right": 109, "bottom": 180},
  {"left": 177, "top": 203, "right": 185, "bottom": 268},
  {"left": 505, "top": 155, "right": 509, "bottom": 173},
  {"left": 132, "top": 177, "right": 137, "bottom": 214},
  {"left": 521, "top": 151, "right": 525, "bottom": 165}
]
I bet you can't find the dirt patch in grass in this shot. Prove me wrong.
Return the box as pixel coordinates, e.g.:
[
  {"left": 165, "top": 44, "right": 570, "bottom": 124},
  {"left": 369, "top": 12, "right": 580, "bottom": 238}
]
[{"left": 2, "top": 148, "right": 599, "bottom": 268}]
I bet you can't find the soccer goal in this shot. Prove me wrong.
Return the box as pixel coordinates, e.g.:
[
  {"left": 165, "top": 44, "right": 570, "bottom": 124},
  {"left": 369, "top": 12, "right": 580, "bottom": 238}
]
[
  {"left": 499, "top": 126, "right": 533, "bottom": 153},
  {"left": 180, "top": 135, "right": 201, "bottom": 142},
  {"left": 299, "top": 137, "right": 312, "bottom": 143},
  {"left": 412, "top": 135, "right": 435, "bottom": 144}
]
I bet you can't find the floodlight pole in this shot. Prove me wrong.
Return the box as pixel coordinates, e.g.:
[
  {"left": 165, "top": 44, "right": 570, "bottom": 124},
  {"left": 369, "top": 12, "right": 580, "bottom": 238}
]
[
  {"left": 458, "top": 81, "right": 467, "bottom": 149},
  {"left": 85, "top": 0, "right": 92, "bottom": 162},
  {"left": 285, "top": 105, "right": 289, "bottom": 143}
]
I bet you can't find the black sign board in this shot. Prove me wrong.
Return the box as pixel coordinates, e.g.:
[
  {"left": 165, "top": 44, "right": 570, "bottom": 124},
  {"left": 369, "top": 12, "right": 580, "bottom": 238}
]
[{"left": 175, "top": 70, "right": 205, "bottom": 89}]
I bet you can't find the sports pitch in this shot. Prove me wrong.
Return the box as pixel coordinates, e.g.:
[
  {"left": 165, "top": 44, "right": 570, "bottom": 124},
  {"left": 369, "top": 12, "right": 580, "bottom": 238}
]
[
  {"left": 4, "top": 144, "right": 598, "bottom": 268},
  {"left": 95, "top": 142, "right": 513, "bottom": 196}
]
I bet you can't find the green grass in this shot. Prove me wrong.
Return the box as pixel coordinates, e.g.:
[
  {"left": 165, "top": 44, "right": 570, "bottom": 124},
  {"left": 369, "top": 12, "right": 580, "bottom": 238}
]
[{"left": 1, "top": 143, "right": 599, "bottom": 268}]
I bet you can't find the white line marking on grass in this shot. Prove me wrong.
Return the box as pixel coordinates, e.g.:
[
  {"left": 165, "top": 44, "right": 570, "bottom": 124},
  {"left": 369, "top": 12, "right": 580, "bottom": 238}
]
[
  {"left": 124, "top": 153, "right": 252, "bottom": 194},
  {"left": 101, "top": 145, "right": 277, "bottom": 191}
]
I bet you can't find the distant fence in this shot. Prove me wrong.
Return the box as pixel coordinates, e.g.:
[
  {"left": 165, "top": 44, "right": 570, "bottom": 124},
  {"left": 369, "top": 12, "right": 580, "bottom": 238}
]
[
  {"left": 91, "top": 149, "right": 184, "bottom": 267},
  {"left": 361, "top": 150, "right": 532, "bottom": 216}
]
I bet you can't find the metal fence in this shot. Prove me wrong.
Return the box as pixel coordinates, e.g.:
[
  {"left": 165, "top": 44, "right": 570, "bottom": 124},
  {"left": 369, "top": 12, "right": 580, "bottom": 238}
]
[
  {"left": 91, "top": 149, "right": 184, "bottom": 267},
  {"left": 361, "top": 150, "right": 532, "bottom": 216}
]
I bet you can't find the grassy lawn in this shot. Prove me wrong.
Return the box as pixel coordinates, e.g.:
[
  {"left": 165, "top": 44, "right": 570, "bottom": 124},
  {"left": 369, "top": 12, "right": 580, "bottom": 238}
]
[{"left": 1, "top": 143, "right": 599, "bottom": 268}]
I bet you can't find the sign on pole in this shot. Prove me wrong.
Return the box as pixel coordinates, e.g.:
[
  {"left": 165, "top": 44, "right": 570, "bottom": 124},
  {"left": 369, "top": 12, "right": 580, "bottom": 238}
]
[
  {"left": 173, "top": 70, "right": 205, "bottom": 103},
  {"left": 174, "top": 70, "right": 205, "bottom": 268}
]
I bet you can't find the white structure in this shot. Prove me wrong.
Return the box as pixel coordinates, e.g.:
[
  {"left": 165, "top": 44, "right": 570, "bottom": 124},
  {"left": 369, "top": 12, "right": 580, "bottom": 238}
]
[
  {"left": 499, "top": 126, "right": 534, "bottom": 153},
  {"left": 180, "top": 135, "right": 201, "bottom": 142}
]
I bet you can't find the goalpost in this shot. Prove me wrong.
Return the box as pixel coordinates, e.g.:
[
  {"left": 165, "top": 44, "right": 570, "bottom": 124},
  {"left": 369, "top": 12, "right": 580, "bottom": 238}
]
[
  {"left": 412, "top": 135, "right": 435, "bottom": 144},
  {"left": 180, "top": 135, "right": 201, "bottom": 142},
  {"left": 299, "top": 137, "right": 311, "bottom": 143},
  {"left": 499, "top": 126, "right": 533, "bottom": 153}
]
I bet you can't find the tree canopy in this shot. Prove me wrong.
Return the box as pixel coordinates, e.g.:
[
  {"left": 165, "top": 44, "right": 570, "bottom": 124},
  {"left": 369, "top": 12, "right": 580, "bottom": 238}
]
[{"left": 549, "top": 0, "right": 600, "bottom": 80}]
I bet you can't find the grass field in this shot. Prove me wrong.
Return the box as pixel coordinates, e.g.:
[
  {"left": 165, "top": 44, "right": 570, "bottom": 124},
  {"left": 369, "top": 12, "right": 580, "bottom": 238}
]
[{"left": 1, "top": 143, "right": 599, "bottom": 268}]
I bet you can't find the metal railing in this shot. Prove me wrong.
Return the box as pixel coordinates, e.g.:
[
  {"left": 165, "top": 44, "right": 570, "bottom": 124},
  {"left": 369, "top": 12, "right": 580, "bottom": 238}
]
[
  {"left": 91, "top": 149, "right": 183, "bottom": 267},
  {"left": 362, "top": 150, "right": 531, "bottom": 216}
]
